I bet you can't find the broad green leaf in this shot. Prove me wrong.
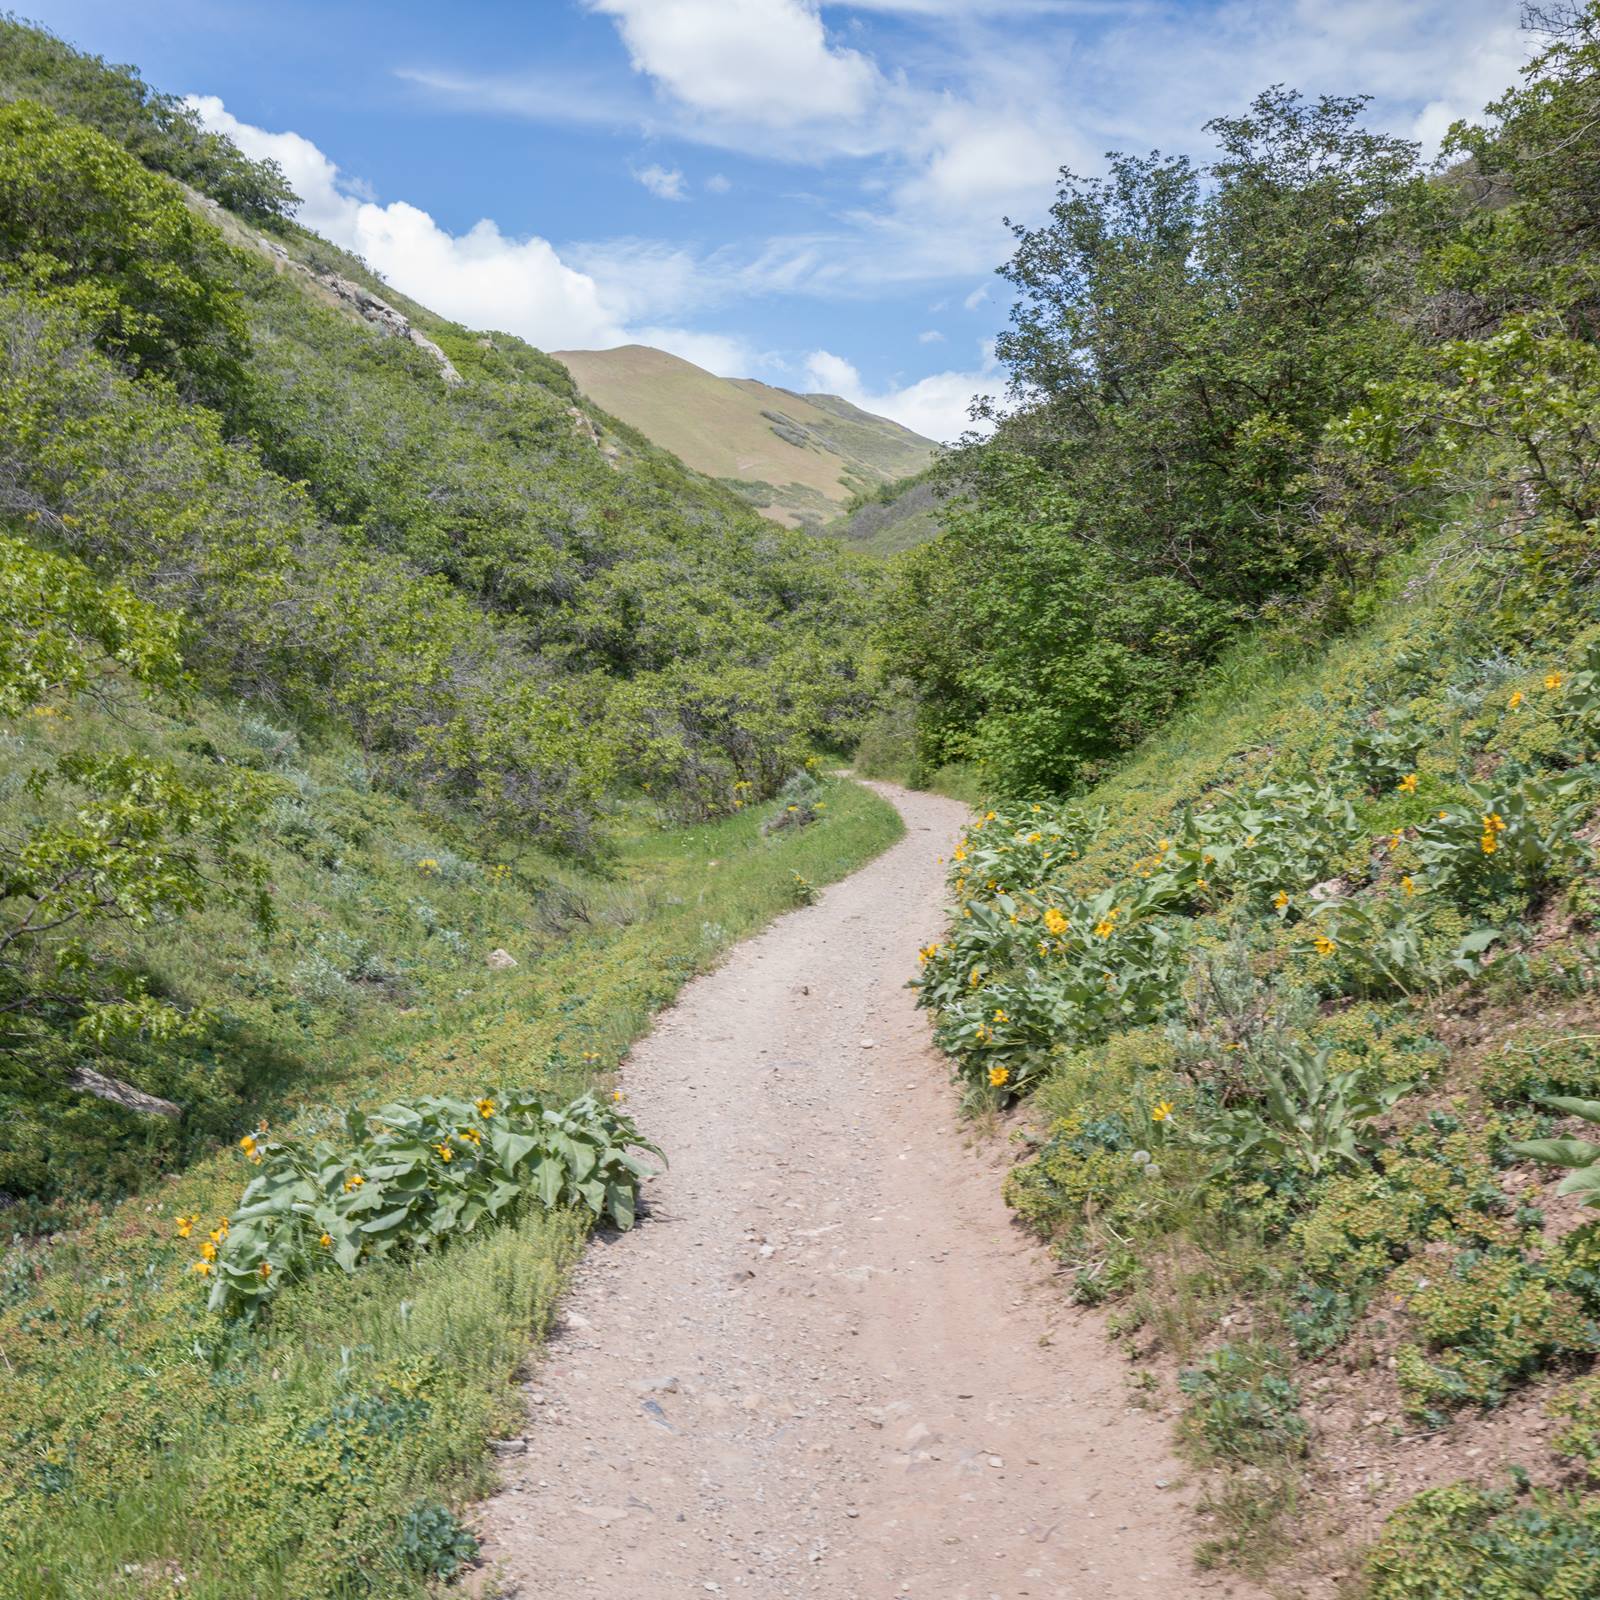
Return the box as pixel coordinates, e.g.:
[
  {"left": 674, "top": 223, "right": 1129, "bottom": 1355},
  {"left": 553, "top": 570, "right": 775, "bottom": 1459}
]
[{"left": 1508, "top": 1138, "right": 1600, "bottom": 1168}]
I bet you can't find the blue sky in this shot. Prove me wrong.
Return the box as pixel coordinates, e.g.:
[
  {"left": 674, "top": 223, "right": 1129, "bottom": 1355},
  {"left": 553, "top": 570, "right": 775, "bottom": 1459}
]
[{"left": 29, "top": 0, "right": 1527, "bottom": 439}]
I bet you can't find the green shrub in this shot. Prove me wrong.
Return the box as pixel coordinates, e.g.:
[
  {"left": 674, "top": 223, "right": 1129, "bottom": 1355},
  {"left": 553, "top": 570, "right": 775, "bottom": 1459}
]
[
  {"left": 1549, "top": 1373, "right": 1600, "bottom": 1485},
  {"left": 1393, "top": 1246, "right": 1600, "bottom": 1414},
  {"left": 1366, "top": 1481, "right": 1600, "bottom": 1600},
  {"left": 1178, "top": 1343, "right": 1308, "bottom": 1465},
  {"left": 0, "top": 98, "right": 247, "bottom": 393},
  {"left": 202, "top": 1088, "right": 662, "bottom": 1320},
  {"left": 395, "top": 1501, "right": 479, "bottom": 1579}
]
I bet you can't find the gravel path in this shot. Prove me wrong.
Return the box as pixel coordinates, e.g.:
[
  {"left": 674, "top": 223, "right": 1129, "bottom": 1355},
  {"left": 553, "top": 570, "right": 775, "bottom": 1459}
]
[{"left": 476, "top": 780, "right": 1256, "bottom": 1598}]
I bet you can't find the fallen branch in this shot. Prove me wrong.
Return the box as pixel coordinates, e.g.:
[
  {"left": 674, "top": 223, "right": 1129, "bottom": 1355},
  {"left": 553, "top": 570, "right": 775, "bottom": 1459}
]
[{"left": 68, "top": 1065, "right": 182, "bottom": 1120}]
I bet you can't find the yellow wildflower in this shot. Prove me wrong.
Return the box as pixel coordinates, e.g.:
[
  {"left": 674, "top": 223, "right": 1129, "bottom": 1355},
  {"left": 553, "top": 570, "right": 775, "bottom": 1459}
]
[
  {"left": 613, "top": 1089, "right": 624, "bottom": 1103},
  {"left": 985, "top": 811, "right": 997, "bottom": 822},
  {"left": 199, "top": 1239, "right": 217, "bottom": 1262},
  {"left": 1402, "top": 874, "right": 1416, "bottom": 896},
  {"left": 1546, "top": 672, "right": 1564, "bottom": 691},
  {"left": 1157, "top": 838, "right": 1171, "bottom": 853},
  {"left": 477, "top": 1098, "right": 496, "bottom": 1118},
  {"left": 343, "top": 1173, "right": 365, "bottom": 1192},
  {"left": 1397, "top": 772, "right": 1418, "bottom": 794},
  {"left": 1151, "top": 1100, "right": 1174, "bottom": 1122},
  {"left": 238, "top": 1134, "right": 257, "bottom": 1157},
  {"left": 319, "top": 1232, "right": 333, "bottom": 1248},
  {"left": 1313, "top": 934, "right": 1337, "bottom": 956},
  {"left": 193, "top": 1260, "right": 213, "bottom": 1277},
  {"left": 993, "top": 1009, "right": 1009, "bottom": 1023},
  {"left": 1274, "top": 890, "right": 1289, "bottom": 910},
  {"left": 969, "top": 967, "right": 983, "bottom": 986},
  {"left": 1093, "top": 918, "right": 1116, "bottom": 939},
  {"left": 1481, "top": 833, "right": 1498, "bottom": 855},
  {"left": 1044, "top": 907, "right": 1068, "bottom": 936},
  {"left": 434, "top": 1143, "right": 453, "bottom": 1162},
  {"left": 175, "top": 1215, "right": 197, "bottom": 1239},
  {"left": 988, "top": 1064, "right": 1010, "bottom": 1088},
  {"left": 259, "top": 1262, "right": 272, "bottom": 1280},
  {"left": 1508, "top": 689, "right": 1524, "bottom": 710}
]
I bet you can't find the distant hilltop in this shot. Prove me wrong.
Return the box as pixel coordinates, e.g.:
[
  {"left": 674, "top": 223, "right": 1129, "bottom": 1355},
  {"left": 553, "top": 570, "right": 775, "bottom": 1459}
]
[{"left": 553, "top": 343, "right": 937, "bottom": 531}]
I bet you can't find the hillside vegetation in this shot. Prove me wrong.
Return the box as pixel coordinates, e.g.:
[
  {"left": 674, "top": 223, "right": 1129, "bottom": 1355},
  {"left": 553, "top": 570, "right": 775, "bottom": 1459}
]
[
  {"left": 822, "top": 467, "right": 949, "bottom": 557},
  {"left": 893, "top": 7, "right": 1600, "bottom": 1589},
  {"left": 0, "top": 17, "right": 907, "bottom": 1594},
  {"left": 554, "top": 342, "right": 937, "bottom": 531},
  {"left": 11, "top": 1, "right": 1600, "bottom": 1594}
]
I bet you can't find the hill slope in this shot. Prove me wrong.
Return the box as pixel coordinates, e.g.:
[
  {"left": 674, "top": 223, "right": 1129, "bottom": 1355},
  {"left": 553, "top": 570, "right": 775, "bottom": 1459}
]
[
  {"left": 553, "top": 343, "right": 937, "bottom": 531},
  {"left": 823, "top": 468, "right": 948, "bottom": 556}
]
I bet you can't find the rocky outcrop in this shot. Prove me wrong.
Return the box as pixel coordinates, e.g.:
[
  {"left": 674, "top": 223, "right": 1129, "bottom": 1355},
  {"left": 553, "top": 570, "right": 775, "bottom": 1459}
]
[
  {"left": 186, "top": 189, "right": 463, "bottom": 386},
  {"left": 310, "top": 269, "right": 464, "bottom": 386}
]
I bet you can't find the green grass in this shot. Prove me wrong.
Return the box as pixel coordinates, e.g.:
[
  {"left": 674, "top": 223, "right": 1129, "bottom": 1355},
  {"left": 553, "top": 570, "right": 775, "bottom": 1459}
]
[{"left": 0, "top": 705, "right": 903, "bottom": 1598}]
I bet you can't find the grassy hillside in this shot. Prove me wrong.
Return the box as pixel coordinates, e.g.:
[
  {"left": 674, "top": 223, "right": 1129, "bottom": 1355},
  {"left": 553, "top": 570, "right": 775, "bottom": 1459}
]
[
  {"left": 0, "top": 704, "right": 901, "bottom": 1594},
  {"left": 894, "top": 14, "right": 1600, "bottom": 1588},
  {"left": 916, "top": 526, "right": 1600, "bottom": 1586},
  {"left": 824, "top": 468, "right": 948, "bottom": 557},
  {"left": 554, "top": 343, "right": 937, "bottom": 531},
  {"left": 0, "top": 19, "right": 909, "bottom": 1594}
]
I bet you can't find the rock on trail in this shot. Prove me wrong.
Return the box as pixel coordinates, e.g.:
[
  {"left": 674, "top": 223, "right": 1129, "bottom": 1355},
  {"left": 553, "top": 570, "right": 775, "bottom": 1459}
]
[{"left": 475, "top": 781, "right": 1257, "bottom": 1598}]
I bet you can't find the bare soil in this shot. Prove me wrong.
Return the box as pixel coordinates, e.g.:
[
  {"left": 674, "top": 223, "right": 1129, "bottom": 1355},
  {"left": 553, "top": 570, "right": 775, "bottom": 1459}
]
[{"left": 474, "top": 781, "right": 1262, "bottom": 1598}]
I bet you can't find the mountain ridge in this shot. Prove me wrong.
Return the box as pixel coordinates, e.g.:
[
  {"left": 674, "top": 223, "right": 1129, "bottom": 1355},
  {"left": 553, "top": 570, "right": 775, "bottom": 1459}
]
[{"left": 552, "top": 342, "right": 937, "bottom": 531}]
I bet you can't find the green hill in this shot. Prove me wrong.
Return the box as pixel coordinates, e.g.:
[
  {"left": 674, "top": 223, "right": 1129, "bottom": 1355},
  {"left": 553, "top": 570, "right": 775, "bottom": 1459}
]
[
  {"left": 553, "top": 343, "right": 937, "bottom": 531},
  {"left": 823, "top": 467, "right": 948, "bottom": 556},
  {"left": 0, "top": 22, "right": 906, "bottom": 1592}
]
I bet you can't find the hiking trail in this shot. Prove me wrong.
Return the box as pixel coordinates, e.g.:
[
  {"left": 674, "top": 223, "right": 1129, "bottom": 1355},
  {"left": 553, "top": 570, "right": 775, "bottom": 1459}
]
[{"left": 476, "top": 780, "right": 1257, "bottom": 1599}]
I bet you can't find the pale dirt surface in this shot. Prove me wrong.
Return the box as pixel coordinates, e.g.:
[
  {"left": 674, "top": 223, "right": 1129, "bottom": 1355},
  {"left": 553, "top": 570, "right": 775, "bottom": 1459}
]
[{"left": 475, "top": 781, "right": 1262, "bottom": 1599}]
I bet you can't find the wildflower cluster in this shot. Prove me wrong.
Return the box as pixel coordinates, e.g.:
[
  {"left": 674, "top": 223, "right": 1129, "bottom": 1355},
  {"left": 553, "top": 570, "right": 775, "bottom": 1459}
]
[{"left": 203, "top": 1089, "right": 662, "bottom": 1320}]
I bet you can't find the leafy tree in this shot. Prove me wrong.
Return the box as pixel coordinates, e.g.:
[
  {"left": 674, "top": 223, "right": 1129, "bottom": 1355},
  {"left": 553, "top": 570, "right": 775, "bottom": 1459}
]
[
  {"left": 0, "top": 98, "right": 248, "bottom": 394},
  {"left": 883, "top": 89, "right": 1429, "bottom": 789},
  {"left": 0, "top": 532, "right": 274, "bottom": 1043},
  {"left": 1432, "top": 2, "right": 1600, "bottom": 332},
  {"left": 0, "top": 14, "right": 297, "bottom": 223}
]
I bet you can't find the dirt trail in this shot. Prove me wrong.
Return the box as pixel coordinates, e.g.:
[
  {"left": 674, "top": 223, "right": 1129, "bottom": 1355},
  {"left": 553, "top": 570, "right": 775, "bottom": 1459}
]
[{"left": 477, "top": 781, "right": 1256, "bottom": 1599}]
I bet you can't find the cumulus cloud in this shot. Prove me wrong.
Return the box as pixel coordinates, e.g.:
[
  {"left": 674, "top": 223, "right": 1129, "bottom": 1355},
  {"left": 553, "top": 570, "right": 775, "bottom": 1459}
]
[
  {"left": 918, "top": 329, "right": 945, "bottom": 343},
  {"left": 803, "top": 346, "right": 997, "bottom": 444},
  {"left": 634, "top": 162, "right": 688, "bottom": 201},
  {"left": 705, "top": 172, "right": 732, "bottom": 194},
  {"left": 587, "top": 0, "right": 876, "bottom": 126},
  {"left": 192, "top": 96, "right": 630, "bottom": 349}
]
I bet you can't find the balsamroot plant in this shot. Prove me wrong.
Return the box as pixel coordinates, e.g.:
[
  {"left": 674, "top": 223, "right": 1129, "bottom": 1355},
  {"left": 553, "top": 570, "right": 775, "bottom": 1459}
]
[
  {"left": 1511, "top": 1093, "right": 1600, "bottom": 1209},
  {"left": 198, "top": 1089, "right": 663, "bottom": 1319}
]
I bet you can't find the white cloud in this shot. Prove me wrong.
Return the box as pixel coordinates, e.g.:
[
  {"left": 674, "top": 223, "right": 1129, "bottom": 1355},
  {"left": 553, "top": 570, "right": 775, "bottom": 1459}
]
[
  {"left": 192, "top": 96, "right": 629, "bottom": 349},
  {"left": 633, "top": 325, "right": 764, "bottom": 375},
  {"left": 918, "top": 328, "right": 945, "bottom": 343},
  {"left": 634, "top": 162, "right": 688, "bottom": 201},
  {"left": 962, "top": 284, "right": 991, "bottom": 310},
  {"left": 191, "top": 97, "right": 787, "bottom": 374},
  {"left": 803, "top": 346, "right": 997, "bottom": 444},
  {"left": 409, "top": 0, "right": 1527, "bottom": 308},
  {"left": 587, "top": 0, "right": 876, "bottom": 126},
  {"left": 705, "top": 172, "right": 732, "bottom": 194}
]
